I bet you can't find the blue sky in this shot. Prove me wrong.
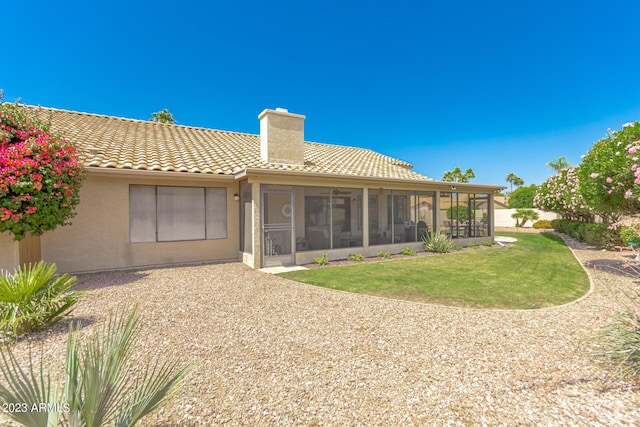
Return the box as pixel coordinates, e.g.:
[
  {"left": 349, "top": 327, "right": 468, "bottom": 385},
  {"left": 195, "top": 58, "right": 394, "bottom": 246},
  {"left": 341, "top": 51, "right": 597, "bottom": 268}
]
[{"left": 3, "top": 0, "right": 640, "bottom": 187}]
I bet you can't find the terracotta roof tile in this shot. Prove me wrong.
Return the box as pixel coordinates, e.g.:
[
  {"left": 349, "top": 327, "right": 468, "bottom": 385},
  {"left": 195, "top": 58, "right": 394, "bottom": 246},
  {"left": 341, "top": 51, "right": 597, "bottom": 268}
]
[{"left": 29, "top": 106, "right": 433, "bottom": 181}]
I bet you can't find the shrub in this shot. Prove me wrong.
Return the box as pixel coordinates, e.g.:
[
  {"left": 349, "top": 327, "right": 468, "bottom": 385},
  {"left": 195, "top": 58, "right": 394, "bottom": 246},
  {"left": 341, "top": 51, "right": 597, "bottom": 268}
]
[
  {"left": 423, "top": 230, "right": 454, "bottom": 253},
  {"left": 452, "top": 245, "right": 463, "bottom": 251},
  {"left": 0, "top": 262, "right": 82, "bottom": 339},
  {"left": 482, "top": 240, "right": 494, "bottom": 247},
  {"left": 347, "top": 253, "right": 365, "bottom": 262},
  {"left": 619, "top": 226, "right": 640, "bottom": 246},
  {"left": 314, "top": 251, "right": 329, "bottom": 266},
  {"left": 0, "top": 307, "right": 195, "bottom": 426},
  {"left": 533, "top": 220, "right": 553, "bottom": 229},
  {"left": 552, "top": 219, "right": 621, "bottom": 249},
  {"left": 0, "top": 103, "right": 85, "bottom": 241},
  {"left": 377, "top": 251, "right": 391, "bottom": 259},
  {"left": 400, "top": 247, "right": 417, "bottom": 256}
]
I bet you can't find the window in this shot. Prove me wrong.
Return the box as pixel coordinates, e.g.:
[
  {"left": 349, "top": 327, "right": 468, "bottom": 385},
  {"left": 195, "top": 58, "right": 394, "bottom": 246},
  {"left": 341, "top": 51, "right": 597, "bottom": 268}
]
[{"left": 129, "top": 185, "right": 227, "bottom": 242}]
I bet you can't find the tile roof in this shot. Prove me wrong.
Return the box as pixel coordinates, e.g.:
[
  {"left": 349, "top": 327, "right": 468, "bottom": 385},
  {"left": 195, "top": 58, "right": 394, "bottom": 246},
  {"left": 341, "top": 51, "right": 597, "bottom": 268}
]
[{"left": 29, "top": 106, "right": 434, "bottom": 181}]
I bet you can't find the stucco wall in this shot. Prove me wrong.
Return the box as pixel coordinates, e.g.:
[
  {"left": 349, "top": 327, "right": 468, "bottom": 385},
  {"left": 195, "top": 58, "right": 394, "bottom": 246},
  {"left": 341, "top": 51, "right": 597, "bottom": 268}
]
[
  {"left": 0, "top": 233, "right": 19, "bottom": 273},
  {"left": 40, "top": 173, "right": 240, "bottom": 273},
  {"left": 494, "top": 208, "right": 559, "bottom": 228}
]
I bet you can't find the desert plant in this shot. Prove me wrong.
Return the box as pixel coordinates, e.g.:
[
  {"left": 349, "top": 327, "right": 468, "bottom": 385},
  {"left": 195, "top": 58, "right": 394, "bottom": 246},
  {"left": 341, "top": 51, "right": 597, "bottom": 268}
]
[
  {"left": 422, "top": 230, "right": 454, "bottom": 253},
  {"left": 592, "top": 267, "right": 640, "bottom": 387},
  {"left": 532, "top": 220, "right": 553, "bottom": 229},
  {"left": 0, "top": 262, "right": 82, "bottom": 339},
  {"left": 400, "top": 247, "right": 417, "bottom": 256},
  {"left": 377, "top": 251, "right": 391, "bottom": 259},
  {"left": 511, "top": 208, "right": 540, "bottom": 227},
  {"left": 313, "top": 251, "right": 329, "bottom": 266},
  {"left": 0, "top": 307, "right": 195, "bottom": 427},
  {"left": 347, "top": 253, "right": 365, "bottom": 262}
]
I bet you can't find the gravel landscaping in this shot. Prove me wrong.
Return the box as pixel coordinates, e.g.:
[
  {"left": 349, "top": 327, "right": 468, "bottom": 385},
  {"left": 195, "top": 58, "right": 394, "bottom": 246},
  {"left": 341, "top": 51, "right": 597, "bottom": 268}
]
[{"left": 3, "top": 234, "right": 640, "bottom": 426}]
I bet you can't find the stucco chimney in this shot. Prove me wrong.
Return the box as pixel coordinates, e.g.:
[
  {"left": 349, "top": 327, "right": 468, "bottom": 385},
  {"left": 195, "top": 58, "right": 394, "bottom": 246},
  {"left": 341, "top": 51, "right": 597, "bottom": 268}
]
[{"left": 259, "top": 108, "right": 306, "bottom": 165}]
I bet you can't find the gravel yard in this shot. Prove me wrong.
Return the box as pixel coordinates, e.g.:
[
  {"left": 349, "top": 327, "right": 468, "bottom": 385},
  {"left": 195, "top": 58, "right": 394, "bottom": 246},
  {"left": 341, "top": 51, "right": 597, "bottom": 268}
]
[{"left": 4, "top": 234, "right": 640, "bottom": 426}]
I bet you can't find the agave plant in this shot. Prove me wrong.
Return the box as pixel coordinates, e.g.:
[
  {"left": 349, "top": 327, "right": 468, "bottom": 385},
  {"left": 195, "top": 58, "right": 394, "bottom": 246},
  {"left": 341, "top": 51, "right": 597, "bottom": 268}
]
[
  {"left": 0, "top": 262, "right": 82, "bottom": 339},
  {"left": 422, "top": 230, "right": 454, "bottom": 253},
  {"left": 0, "top": 307, "right": 195, "bottom": 426}
]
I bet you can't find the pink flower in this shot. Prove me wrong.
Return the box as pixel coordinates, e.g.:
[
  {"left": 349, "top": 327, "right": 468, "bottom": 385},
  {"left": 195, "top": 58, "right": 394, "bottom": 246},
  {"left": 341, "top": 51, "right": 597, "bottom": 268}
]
[
  {"left": 590, "top": 173, "right": 599, "bottom": 178},
  {"left": 625, "top": 189, "right": 633, "bottom": 199},
  {"left": 606, "top": 177, "right": 613, "bottom": 183}
]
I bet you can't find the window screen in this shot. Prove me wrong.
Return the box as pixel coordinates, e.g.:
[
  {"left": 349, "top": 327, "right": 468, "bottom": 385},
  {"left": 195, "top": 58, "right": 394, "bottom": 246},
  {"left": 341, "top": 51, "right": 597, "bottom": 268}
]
[
  {"left": 129, "top": 185, "right": 156, "bottom": 242},
  {"left": 157, "top": 186, "right": 206, "bottom": 241},
  {"left": 206, "top": 187, "right": 227, "bottom": 239}
]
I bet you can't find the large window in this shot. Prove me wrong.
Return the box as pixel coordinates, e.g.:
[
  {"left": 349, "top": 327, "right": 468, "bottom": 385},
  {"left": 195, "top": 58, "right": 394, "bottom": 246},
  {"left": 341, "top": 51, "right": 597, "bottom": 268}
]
[
  {"left": 296, "top": 186, "right": 363, "bottom": 250},
  {"left": 440, "top": 192, "right": 490, "bottom": 238},
  {"left": 129, "top": 185, "right": 227, "bottom": 242},
  {"left": 370, "top": 190, "right": 434, "bottom": 245}
]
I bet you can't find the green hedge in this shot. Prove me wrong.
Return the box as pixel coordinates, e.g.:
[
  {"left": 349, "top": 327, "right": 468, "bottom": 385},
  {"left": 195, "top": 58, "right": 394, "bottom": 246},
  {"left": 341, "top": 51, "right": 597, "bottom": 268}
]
[{"left": 551, "top": 219, "right": 621, "bottom": 249}]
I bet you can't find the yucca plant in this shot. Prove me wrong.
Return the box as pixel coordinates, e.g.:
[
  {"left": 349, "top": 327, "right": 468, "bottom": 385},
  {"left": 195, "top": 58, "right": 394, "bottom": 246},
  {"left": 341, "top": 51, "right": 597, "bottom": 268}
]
[
  {"left": 0, "top": 262, "right": 82, "bottom": 339},
  {"left": 422, "top": 230, "right": 454, "bottom": 253},
  {"left": 594, "top": 291, "right": 640, "bottom": 387},
  {"left": 0, "top": 307, "right": 196, "bottom": 426}
]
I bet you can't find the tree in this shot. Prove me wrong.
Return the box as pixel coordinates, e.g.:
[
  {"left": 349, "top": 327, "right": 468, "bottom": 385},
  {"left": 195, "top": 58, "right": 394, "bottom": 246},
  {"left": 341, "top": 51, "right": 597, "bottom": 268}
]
[
  {"left": 505, "top": 173, "right": 524, "bottom": 194},
  {"left": 546, "top": 156, "right": 571, "bottom": 172},
  {"left": 511, "top": 208, "right": 539, "bottom": 227},
  {"left": 578, "top": 122, "right": 640, "bottom": 216},
  {"left": 149, "top": 109, "right": 175, "bottom": 124},
  {"left": 508, "top": 184, "right": 538, "bottom": 208},
  {"left": 442, "top": 167, "right": 475, "bottom": 183},
  {"left": 0, "top": 103, "right": 84, "bottom": 240}
]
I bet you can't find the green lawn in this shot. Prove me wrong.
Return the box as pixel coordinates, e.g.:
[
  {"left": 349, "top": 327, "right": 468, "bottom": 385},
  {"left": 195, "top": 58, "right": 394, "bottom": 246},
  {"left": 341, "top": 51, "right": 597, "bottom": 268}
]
[{"left": 278, "top": 232, "right": 590, "bottom": 309}]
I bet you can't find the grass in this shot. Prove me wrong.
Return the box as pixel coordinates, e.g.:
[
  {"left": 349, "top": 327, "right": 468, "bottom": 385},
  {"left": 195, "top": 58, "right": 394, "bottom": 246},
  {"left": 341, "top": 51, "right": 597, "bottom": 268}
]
[{"left": 279, "top": 232, "right": 590, "bottom": 309}]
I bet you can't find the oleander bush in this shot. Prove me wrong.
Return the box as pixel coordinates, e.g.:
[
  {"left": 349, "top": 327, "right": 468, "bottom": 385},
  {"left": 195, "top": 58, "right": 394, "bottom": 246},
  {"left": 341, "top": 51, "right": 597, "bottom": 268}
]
[{"left": 0, "top": 262, "right": 82, "bottom": 340}]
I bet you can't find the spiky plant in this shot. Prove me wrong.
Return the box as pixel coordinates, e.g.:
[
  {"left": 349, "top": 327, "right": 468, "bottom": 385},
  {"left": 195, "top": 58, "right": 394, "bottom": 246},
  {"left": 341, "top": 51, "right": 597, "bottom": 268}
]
[
  {"left": 595, "top": 291, "right": 640, "bottom": 387},
  {"left": 0, "top": 307, "right": 196, "bottom": 426},
  {"left": 0, "top": 262, "right": 82, "bottom": 339},
  {"left": 422, "top": 230, "right": 454, "bottom": 253}
]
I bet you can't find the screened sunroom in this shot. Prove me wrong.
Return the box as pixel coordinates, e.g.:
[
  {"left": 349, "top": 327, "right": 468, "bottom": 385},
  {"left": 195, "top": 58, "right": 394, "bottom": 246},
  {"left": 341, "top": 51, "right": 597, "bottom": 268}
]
[{"left": 239, "top": 179, "right": 496, "bottom": 268}]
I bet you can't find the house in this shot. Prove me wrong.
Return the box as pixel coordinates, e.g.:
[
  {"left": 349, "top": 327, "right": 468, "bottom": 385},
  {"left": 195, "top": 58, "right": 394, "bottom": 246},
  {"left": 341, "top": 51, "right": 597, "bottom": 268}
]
[{"left": 0, "top": 106, "right": 504, "bottom": 273}]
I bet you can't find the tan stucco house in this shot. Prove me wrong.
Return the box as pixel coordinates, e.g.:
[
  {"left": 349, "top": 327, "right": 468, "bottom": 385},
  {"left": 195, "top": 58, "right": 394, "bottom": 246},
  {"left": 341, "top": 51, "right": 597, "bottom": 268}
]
[{"left": 0, "top": 106, "right": 503, "bottom": 273}]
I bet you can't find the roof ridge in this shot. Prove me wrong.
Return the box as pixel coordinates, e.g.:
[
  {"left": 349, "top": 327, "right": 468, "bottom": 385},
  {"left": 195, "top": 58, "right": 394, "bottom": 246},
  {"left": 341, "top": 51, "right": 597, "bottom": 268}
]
[{"left": 25, "top": 104, "right": 259, "bottom": 138}]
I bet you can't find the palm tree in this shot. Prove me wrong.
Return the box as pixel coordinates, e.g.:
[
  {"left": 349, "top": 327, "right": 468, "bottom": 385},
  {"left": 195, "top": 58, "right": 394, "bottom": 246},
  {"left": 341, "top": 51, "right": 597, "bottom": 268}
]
[
  {"left": 442, "top": 167, "right": 476, "bottom": 183},
  {"left": 505, "top": 173, "right": 524, "bottom": 194},
  {"left": 149, "top": 109, "right": 176, "bottom": 124},
  {"left": 546, "top": 156, "right": 571, "bottom": 172},
  {"left": 511, "top": 208, "right": 540, "bottom": 227}
]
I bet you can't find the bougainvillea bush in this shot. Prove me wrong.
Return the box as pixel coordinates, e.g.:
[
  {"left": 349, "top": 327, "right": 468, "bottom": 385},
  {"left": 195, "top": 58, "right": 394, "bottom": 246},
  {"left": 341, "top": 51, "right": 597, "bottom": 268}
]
[
  {"left": 578, "top": 122, "right": 640, "bottom": 217},
  {"left": 0, "top": 103, "right": 84, "bottom": 240}
]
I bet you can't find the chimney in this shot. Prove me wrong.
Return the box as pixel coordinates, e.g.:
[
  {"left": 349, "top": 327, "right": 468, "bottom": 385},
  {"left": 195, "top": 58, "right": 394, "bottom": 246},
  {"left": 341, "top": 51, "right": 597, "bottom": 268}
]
[{"left": 259, "top": 108, "right": 306, "bottom": 165}]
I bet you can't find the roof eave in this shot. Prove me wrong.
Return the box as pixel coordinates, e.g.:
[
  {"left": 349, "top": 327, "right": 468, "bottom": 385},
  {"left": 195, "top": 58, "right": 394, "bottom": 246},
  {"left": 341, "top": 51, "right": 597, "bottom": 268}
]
[{"left": 236, "top": 168, "right": 504, "bottom": 192}]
